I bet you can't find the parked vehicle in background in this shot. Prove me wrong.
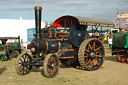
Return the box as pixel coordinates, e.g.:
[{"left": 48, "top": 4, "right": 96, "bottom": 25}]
[
  {"left": 0, "top": 36, "right": 21, "bottom": 61},
  {"left": 112, "top": 29, "right": 128, "bottom": 63},
  {"left": 0, "top": 45, "right": 10, "bottom": 61}
]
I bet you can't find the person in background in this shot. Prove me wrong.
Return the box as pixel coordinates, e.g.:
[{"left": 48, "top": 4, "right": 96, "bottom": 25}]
[
  {"left": 23, "top": 42, "right": 28, "bottom": 49},
  {"left": 108, "top": 36, "right": 112, "bottom": 50},
  {"left": 21, "top": 39, "right": 23, "bottom": 47},
  {"left": 20, "top": 39, "right": 26, "bottom": 51},
  {"left": 0, "top": 40, "right": 2, "bottom": 45}
]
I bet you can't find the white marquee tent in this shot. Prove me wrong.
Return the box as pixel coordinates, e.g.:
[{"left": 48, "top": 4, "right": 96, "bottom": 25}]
[{"left": 0, "top": 17, "right": 45, "bottom": 43}]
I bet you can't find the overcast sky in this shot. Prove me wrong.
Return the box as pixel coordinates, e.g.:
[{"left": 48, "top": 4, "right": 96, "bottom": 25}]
[{"left": 0, "top": 0, "right": 128, "bottom": 24}]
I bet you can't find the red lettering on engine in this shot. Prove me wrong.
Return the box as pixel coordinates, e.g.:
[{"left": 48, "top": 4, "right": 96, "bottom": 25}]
[{"left": 59, "top": 35, "right": 67, "bottom": 37}]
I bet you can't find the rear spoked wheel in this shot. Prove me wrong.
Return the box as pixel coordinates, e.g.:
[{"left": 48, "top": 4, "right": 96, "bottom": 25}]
[
  {"left": 11, "top": 50, "right": 19, "bottom": 58},
  {"left": 117, "top": 52, "right": 126, "bottom": 63},
  {"left": 43, "top": 53, "right": 60, "bottom": 78},
  {"left": 15, "top": 53, "right": 32, "bottom": 75},
  {"left": 78, "top": 39, "right": 104, "bottom": 71}
]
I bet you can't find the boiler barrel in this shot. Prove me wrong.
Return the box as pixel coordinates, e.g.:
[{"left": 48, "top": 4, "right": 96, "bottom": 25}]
[{"left": 45, "top": 40, "right": 71, "bottom": 53}]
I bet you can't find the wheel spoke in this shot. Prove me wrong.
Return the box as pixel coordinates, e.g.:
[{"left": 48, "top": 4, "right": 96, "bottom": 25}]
[
  {"left": 19, "top": 65, "right": 23, "bottom": 68},
  {"left": 25, "top": 66, "right": 29, "bottom": 70},
  {"left": 86, "top": 58, "right": 88, "bottom": 63},
  {"left": 95, "top": 47, "right": 101, "bottom": 51},
  {"left": 53, "top": 58, "right": 55, "bottom": 63},
  {"left": 85, "top": 49, "right": 89, "bottom": 53},
  {"left": 87, "top": 42, "right": 96, "bottom": 50},
  {"left": 51, "top": 69, "right": 55, "bottom": 75},
  {"left": 19, "top": 63, "right": 23, "bottom": 64},
  {"left": 24, "top": 67, "right": 26, "bottom": 74},
  {"left": 92, "top": 42, "right": 95, "bottom": 51},
  {"left": 54, "top": 62, "right": 57, "bottom": 65},
  {"left": 54, "top": 64, "right": 57, "bottom": 69},
  {"left": 25, "top": 55, "right": 28, "bottom": 62},
  {"left": 27, "top": 57, "right": 29, "bottom": 62},
  {"left": 86, "top": 59, "right": 91, "bottom": 64},
  {"left": 26, "top": 67, "right": 29, "bottom": 73},
  {"left": 23, "top": 67, "right": 25, "bottom": 74},
  {"left": 51, "top": 56, "right": 54, "bottom": 62},
  {"left": 20, "top": 58, "right": 23, "bottom": 62},
  {"left": 54, "top": 59, "right": 56, "bottom": 63},
  {"left": 23, "top": 55, "right": 26, "bottom": 62},
  {"left": 47, "top": 63, "right": 50, "bottom": 65},
  {"left": 20, "top": 67, "right": 23, "bottom": 72},
  {"left": 96, "top": 51, "right": 99, "bottom": 54},
  {"left": 95, "top": 55, "right": 102, "bottom": 58},
  {"left": 91, "top": 61, "right": 93, "bottom": 68},
  {"left": 94, "top": 58, "right": 99, "bottom": 65},
  {"left": 85, "top": 56, "right": 88, "bottom": 58},
  {"left": 88, "top": 43, "right": 92, "bottom": 50},
  {"left": 48, "top": 69, "right": 51, "bottom": 74}
]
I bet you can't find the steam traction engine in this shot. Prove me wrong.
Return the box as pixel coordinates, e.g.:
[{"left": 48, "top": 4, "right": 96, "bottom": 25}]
[{"left": 15, "top": 6, "right": 114, "bottom": 78}]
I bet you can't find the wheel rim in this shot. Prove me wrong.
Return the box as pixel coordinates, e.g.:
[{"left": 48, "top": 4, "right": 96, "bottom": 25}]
[
  {"left": 117, "top": 54, "right": 125, "bottom": 63},
  {"left": 1, "top": 56, "right": 7, "bottom": 61},
  {"left": 85, "top": 42, "right": 103, "bottom": 70},
  {"left": 13, "top": 52, "right": 19, "bottom": 57},
  {"left": 78, "top": 39, "right": 104, "bottom": 71},
  {"left": 44, "top": 54, "right": 59, "bottom": 78},
  {"left": 11, "top": 51, "right": 19, "bottom": 58},
  {"left": 47, "top": 55, "right": 57, "bottom": 76},
  {"left": 15, "top": 54, "right": 32, "bottom": 75}
]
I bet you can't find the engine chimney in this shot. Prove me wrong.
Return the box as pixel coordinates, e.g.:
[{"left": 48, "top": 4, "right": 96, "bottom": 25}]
[{"left": 34, "top": 6, "right": 42, "bottom": 38}]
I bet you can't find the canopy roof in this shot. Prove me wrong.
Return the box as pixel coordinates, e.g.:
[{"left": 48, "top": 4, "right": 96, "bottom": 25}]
[
  {"left": 53, "top": 15, "right": 114, "bottom": 28},
  {"left": 0, "top": 37, "right": 20, "bottom": 40}
]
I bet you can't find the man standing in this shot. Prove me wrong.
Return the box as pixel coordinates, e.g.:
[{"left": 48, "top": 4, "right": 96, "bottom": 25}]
[{"left": 108, "top": 36, "right": 112, "bottom": 50}]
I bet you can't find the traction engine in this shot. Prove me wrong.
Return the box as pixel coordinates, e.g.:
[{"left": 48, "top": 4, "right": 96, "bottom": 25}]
[
  {"left": 15, "top": 6, "right": 114, "bottom": 78},
  {"left": 112, "top": 32, "right": 128, "bottom": 63}
]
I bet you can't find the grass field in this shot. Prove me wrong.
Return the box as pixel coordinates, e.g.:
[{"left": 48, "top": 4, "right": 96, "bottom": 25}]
[{"left": 0, "top": 44, "right": 128, "bottom": 85}]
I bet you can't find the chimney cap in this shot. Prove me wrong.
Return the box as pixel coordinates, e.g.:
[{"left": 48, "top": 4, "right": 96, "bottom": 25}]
[{"left": 34, "top": 6, "right": 42, "bottom": 10}]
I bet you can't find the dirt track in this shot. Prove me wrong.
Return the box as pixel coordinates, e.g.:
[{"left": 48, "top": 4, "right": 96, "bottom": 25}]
[{"left": 0, "top": 44, "right": 128, "bottom": 85}]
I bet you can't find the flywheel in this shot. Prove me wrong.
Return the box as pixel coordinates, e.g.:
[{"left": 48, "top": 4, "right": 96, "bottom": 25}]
[{"left": 69, "top": 24, "right": 89, "bottom": 47}]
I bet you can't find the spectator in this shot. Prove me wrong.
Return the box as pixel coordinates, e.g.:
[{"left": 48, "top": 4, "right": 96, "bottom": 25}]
[
  {"left": 21, "top": 39, "right": 23, "bottom": 46},
  {"left": 108, "top": 36, "right": 112, "bottom": 49}
]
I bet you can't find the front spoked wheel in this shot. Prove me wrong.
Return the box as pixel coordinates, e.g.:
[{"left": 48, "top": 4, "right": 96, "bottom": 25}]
[
  {"left": 15, "top": 53, "right": 32, "bottom": 75},
  {"left": 43, "top": 53, "right": 60, "bottom": 78}
]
